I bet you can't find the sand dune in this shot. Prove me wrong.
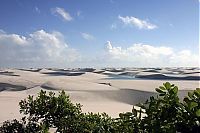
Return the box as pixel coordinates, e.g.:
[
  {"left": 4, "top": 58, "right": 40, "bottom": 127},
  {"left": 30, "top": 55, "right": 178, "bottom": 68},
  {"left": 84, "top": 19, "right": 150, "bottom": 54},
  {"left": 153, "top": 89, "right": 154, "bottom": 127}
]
[{"left": 0, "top": 68, "right": 199, "bottom": 123}]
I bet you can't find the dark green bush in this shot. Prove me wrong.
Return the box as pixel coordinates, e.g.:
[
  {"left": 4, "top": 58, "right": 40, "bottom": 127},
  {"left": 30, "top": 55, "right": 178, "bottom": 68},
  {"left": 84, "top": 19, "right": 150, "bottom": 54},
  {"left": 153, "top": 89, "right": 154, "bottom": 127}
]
[
  {"left": 0, "top": 82, "right": 199, "bottom": 133},
  {"left": 19, "top": 90, "right": 83, "bottom": 132},
  {"left": 178, "top": 88, "right": 200, "bottom": 132},
  {"left": 138, "top": 82, "right": 200, "bottom": 133}
]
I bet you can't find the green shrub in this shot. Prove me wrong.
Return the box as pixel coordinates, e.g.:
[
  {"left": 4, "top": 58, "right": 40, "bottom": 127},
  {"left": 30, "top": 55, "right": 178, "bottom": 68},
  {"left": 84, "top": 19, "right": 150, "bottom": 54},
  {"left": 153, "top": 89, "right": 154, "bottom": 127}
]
[
  {"left": 138, "top": 82, "right": 180, "bottom": 132},
  {"left": 19, "top": 90, "right": 83, "bottom": 132},
  {"left": 138, "top": 82, "right": 200, "bottom": 133},
  {"left": 0, "top": 82, "right": 199, "bottom": 133},
  {"left": 177, "top": 88, "right": 200, "bottom": 132}
]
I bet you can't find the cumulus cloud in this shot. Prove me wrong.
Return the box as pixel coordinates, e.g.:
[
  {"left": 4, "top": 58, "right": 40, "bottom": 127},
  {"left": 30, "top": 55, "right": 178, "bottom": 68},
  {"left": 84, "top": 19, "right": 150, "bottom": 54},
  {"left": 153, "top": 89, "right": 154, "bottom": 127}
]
[
  {"left": 104, "top": 41, "right": 199, "bottom": 67},
  {"left": 0, "top": 30, "right": 80, "bottom": 67},
  {"left": 51, "top": 7, "right": 73, "bottom": 21},
  {"left": 118, "top": 15, "right": 157, "bottom": 30},
  {"left": 81, "top": 32, "right": 95, "bottom": 41}
]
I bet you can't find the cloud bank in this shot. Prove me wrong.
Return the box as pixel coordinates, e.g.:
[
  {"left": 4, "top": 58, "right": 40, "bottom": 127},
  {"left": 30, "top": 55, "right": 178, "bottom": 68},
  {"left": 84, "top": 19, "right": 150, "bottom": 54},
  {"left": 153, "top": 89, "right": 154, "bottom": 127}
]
[
  {"left": 118, "top": 15, "right": 157, "bottom": 30},
  {"left": 51, "top": 7, "right": 73, "bottom": 21},
  {"left": 0, "top": 29, "right": 198, "bottom": 68},
  {"left": 0, "top": 30, "right": 79, "bottom": 67},
  {"left": 104, "top": 41, "right": 199, "bottom": 67}
]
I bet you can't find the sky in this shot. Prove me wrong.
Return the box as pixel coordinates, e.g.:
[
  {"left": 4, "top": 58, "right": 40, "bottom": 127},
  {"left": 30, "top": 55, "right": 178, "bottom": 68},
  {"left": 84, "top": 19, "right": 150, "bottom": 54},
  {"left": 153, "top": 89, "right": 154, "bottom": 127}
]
[{"left": 0, "top": 0, "right": 199, "bottom": 68}]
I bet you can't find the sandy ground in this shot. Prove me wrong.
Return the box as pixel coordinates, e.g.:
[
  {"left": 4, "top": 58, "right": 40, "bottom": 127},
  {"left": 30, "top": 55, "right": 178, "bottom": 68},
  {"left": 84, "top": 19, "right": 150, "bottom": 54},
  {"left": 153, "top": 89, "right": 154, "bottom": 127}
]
[{"left": 0, "top": 68, "right": 199, "bottom": 124}]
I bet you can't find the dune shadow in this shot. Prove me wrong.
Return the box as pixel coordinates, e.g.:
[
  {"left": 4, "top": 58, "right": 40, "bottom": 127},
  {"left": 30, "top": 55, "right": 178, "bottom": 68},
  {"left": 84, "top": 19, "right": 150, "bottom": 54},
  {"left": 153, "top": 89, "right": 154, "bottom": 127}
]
[
  {"left": 101, "top": 73, "right": 200, "bottom": 81},
  {"left": 69, "top": 89, "right": 156, "bottom": 105},
  {"left": 0, "top": 71, "right": 19, "bottom": 77},
  {"left": 41, "top": 72, "right": 85, "bottom": 76},
  {"left": 0, "top": 82, "right": 26, "bottom": 91},
  {"left": 71, "top": 89, "right": 193, "bottom": 105},
  {"left": 40, "top": 84, "right": 59, "bottom": 90},
  {"left": 96, "top": 89, "right": 156, "bottom": 105},
  {"left": 135, "top": 74, "right": 200, "bottom": 81},
  {"left": 95, "top": 89, "right": 156, "bottom": 105},
  {"left": 18, "top": 68, "right": 42, "bottom": 72}
]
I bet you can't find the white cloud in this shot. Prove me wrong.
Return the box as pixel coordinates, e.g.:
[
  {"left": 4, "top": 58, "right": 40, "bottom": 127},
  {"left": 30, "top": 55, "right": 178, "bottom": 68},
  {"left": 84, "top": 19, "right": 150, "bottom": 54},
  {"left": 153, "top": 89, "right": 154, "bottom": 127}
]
[
  {"left": 118, "top": 15, "right": 157, "bottom": 30},
  {"left": 104, "top": 41, "right": 199, "bottom": 67},
  {"left": 169, "top": 50, "right": 199, "bottom": 66},
  {"left": 51, "top": 7, "right": 73, "bottom": 21},
  {"left": 0, "top": 33, "right": 28, "bottom": 46},
  {"left": 0, "top": 30, "right": 80, "bottom": 67},
  {"left": 81, "top": 32, "right": 95, "bottom": 41}
]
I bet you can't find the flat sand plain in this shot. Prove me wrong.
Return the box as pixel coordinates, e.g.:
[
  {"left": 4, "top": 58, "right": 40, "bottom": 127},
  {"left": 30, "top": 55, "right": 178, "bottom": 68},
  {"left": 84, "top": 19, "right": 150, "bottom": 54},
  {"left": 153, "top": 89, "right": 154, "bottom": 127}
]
[{"left": 0, "top": 68, "right": 199, "bottom": 123}]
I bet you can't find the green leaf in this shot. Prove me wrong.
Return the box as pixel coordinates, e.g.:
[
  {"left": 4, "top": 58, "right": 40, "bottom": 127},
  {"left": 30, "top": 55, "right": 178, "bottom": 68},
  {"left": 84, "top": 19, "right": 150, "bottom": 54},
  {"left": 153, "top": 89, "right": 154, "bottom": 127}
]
[
  {"left": 132, "top": 109, "right": 137, "bottom": 116},
  {"left": 188, "top": 91, "right": 193, "bottom": 98},
  {"left": 159, "top": 93, "right": 166, "bottom": 96},
  {"left": 150, "top": 96, "right": 154, "bottom": 101},
  {"left": 171, "top": 84, "right": 175, "bottom": 87},
  {"left": 189, "top": 102, "right": 198, "bottom": 110},
  {"left": 155, "top": 88, "right": 165, "bottom": 94},
  {"left": 194, "top": 90, "right": 200, "bottom": 97},
  {"left": 159, "top": 86, "right": 166, "bottom": 90},
  {"left": 119, "top": 113, "right": 123, "bottom": 118},
  {"left": 172, "top": 86, "right": 178, "bottom": 94},
  {"left": 164, "top": 82, "right": 171, "bottom": 90},
  {"left": 195, "top": 109, "right": 200, "bottom": 117},
  {"left": 124, "top": 112, "right": 132, "bottom": 117},
  {"left": 183, "top": 97, "right": 190, "bottom": 104}
]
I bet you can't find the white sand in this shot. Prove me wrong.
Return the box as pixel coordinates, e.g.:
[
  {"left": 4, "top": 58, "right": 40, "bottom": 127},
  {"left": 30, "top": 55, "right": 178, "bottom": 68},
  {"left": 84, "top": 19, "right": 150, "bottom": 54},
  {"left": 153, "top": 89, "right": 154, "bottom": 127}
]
[{"left": 0, "top": 68, "right": 199, "bottom": 124}]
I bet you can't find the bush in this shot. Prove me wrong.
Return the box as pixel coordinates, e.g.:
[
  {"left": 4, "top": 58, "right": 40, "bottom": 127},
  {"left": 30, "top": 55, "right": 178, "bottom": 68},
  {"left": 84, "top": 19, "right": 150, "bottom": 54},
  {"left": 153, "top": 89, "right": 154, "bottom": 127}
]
[
  {"left": 19, "top": 90, "right": 83, "bottom": 132},
  {"left": 0, "top": 82, "right": 199, "bottom": 133},
  {"left": 138, "top": 82, "right": 200, "bottom": 133}
]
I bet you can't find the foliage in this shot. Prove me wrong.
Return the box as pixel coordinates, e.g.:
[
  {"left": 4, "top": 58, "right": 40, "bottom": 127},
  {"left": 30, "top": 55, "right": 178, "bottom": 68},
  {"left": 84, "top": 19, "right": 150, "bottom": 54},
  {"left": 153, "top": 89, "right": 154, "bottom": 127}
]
[
  {"left": 137, "top": 82, "right": 200, "bottom": 133},
  {"left": 19, "top": 90, "right": 83, "bottom": 132},
  {"left": 0, "top": 119, "right": 43, "bottom": 133},
  {"left": 0, "top": 82, "right": 199, "bottom": 133},
  {"left": 139, "top": 82, "right": 181, "bottom": 132},
  {"left": 178, "top": 88, "right": 200, "bottom": 132}
]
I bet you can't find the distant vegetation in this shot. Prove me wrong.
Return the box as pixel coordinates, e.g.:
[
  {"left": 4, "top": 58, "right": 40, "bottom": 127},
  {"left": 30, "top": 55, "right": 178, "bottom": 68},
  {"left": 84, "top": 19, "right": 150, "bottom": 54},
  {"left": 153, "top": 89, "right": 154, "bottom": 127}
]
[{"left": 0, "top": 82, "right": 199, "bottom": 133}]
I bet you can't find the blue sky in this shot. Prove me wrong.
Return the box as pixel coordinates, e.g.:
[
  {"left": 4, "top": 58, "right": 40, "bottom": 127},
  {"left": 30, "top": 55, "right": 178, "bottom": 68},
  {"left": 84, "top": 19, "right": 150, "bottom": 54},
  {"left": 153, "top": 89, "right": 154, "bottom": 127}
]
[{"left": 0, "top": 0, "right": 199, "bottom": 67}]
